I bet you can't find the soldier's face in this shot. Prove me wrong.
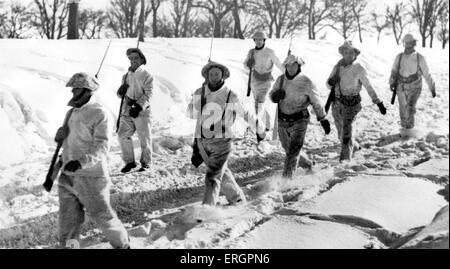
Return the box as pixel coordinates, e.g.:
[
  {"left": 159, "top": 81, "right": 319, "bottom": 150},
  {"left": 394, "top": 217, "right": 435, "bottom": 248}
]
[
  {"left": 254, "top": 38, "right": 265, "bottom": 48},
  {"left": 343, "top": 49, "right": 356, "bottom": 63},
  {"left": 69, "top": 88, "right": 92, "bottom": 107},
  {"left": 286, "top": 63, "right": 299, "bottom": 76},
  {"left": 128, "top": 52, "right": 143, "bottom": 70},
  {"left": 72, "top": 88, "right": 86, "bottom": 99},
  {"left": 208, "top": 68, "right": 223, "bottom": 85},
  {"left": 404, "top": 40, "right": 416, "bottom": 50}
]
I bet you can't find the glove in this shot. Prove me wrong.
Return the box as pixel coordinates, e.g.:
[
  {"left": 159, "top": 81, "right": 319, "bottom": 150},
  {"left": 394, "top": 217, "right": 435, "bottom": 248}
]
[
  {"left": 320, "top": 119, "right": 331, "bottom": 135},
  {"left": 129, "top": 104, "right": 143, "bottom": 118},
  {"left": 271, "top": 89, "right": 286, "bottom": 103},
  {"left": 377, "top": 102, "right": 387, "bottom": 115},
  {"left": 256, "top": 132, "right": 266, "bottom": 143},
  {"left": 55, "top": 126, "right": 69, "bottom": 144},
  {"left": 390, "top": 84, "right": 397, "bottom": 92},
  {"left": 327, "top": 77, "right": 339, "bottom": 87},
  {"left": 117, "top": 83, "right": 129, "bottom": 98},
  {"left": 64, "top": 160, "right": 81, "bottom": 172},
  {"left": 246, "top": 58, "right": 255, "bottom": 69}
]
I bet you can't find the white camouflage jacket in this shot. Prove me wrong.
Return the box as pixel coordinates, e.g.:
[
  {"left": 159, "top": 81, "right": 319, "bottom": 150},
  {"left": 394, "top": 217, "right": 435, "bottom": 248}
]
[{"left": 61, "top": 98, "right": 112, "bottom": 178}]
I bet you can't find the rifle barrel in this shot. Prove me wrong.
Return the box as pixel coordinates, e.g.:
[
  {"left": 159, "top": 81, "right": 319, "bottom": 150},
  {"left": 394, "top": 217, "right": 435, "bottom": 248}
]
[{"left": 95, "top": 39, "right": 112, "bottom": 78}]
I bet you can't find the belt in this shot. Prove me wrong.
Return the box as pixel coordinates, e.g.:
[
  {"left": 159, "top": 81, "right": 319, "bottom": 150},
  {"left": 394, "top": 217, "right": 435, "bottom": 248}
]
[
  {"left": 278, "top": 108, "right": 309, "bottom": 122},
  {"left": 399, "top": 73, "right": 419, "bottom": 84}
]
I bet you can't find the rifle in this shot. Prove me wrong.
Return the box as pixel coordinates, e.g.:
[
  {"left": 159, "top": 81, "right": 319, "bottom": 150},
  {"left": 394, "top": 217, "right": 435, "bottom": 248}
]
[
  {"left": 391, "top": 53, "right": 403, "bottom": 105},
  {"left": 246, "top": 53, "right": 253, "bottom": 97},
  {"left": 43, "top": 109, "right": 74, "bottom": 192},
  {"left": 272, "top": 34, "right": 294, "bottom": 140},
  {"left": 325, "top": 60, "right": 344, "bottom": 114},
  {"left": 95, "top": 39, "right": 112, "bottom": 79}
]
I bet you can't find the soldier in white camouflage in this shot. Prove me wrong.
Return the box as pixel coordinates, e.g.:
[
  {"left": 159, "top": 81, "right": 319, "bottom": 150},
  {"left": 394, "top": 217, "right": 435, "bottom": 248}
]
[{"left": 55, "top": 72, "right": 130, "bottom": 249}]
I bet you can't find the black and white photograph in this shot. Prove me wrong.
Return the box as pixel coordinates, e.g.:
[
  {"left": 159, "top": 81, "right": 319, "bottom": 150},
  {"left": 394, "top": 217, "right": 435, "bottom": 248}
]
[{"left": 0, "top": 0, "right": 448, "bottom": 254}]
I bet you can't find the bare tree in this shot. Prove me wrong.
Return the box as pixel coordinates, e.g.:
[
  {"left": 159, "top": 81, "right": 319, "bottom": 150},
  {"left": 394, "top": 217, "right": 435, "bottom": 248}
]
[
  {"left": 67, "top": 0, "right": 79, "bottom": 39},
  {"left": 350, "top": 0, "right": 367, "bottom": 43},
  {"left": 138, "top": 0, "right": 145, "bottom": 41},
  {"left": 1, "top": 2, "right": 33, "bottom": 38},
  {"left": 149, "top": 0, "right": 166, "bottom": 37},
  {"left": 107, "top": 0, "right": 151, "bottom": 38},
  {"left": 79, "top": 9, "right": 107, "bottom": 39},
  {"left": 437, "top": 0, "right": 449, "bottom": 49},
  {"left": 428, "top": 0, "right": 446, "bottom": 48},
  {"left": 32, "top": 0, "right": 69, "bottom": 39},
  {"left": 411, "top": 0, "right": 446, "bottom": 48},
  {"left": 386, "top": 3, "right": 410, "bottom": 45},
  {"left": 306, "top": 0, "right": 336, "bottom": 40},
  {"left": 191, "top": 0, "right": 233, "bottom": 37},
  {"left": 329, "top": 0, "right": 357, "bottom": 40},
  {"left": 247, "top": 0, "right": 307, "bottom": 38},
  {"left": 371, "top": 11, "right": 389, "bottom": 44},
  {"left": 171, "top": 0, "right": 196, "bottom": 37},
  {"left": 228, "top": 0, "right": 248, "bottom": 39}
]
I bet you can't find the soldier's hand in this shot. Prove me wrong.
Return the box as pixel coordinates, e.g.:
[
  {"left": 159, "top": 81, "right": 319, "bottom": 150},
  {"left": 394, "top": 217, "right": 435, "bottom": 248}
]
[
  {"left": 431, "top": 88, "right": 437, "bottom": 98},
  {"left": 271, "top": 89, "right": 286, "bottom": 103},
  {"left": 117, "top": 83, "right": 129, "bottom": 98},
  {"left": 390, "top": 84, "right": 397, "bottom": 92},
  {"left": 256, "top": 132, "right": 266, "bottom": 143},
  {"left": 377, "top": 102, "right": 387, "bottom": 115},
  {"left": 64, "top": 160, "right": 81, "bottom": 172},
  {"left": 246, "top": 58, "right": 255, "bottom": 69},
  {"left": 129, "top": 104, "right": 143, "bottom": 118},
  {"left": 55, "top": 126, "right": 69, "bottom": 144},
  {"left": 328, "top": 77, "right": 339, "bottom": 87},
  {"left": 320, "top": 119, "right": 331, "bottom": 135}
]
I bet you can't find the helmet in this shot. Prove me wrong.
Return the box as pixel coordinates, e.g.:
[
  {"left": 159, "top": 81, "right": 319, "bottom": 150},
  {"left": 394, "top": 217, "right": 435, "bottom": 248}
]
[
  {"left": 338, "top": 40, "right": 361, "bottom": 56},
  {"left": 402, "top": 34, "right": 417, "bottom": 45},
  {"left": 126, "top": 48, "right": 147, "bottom": 65},
  {"left": 252, "top": 31, "right": 267, "bottom": 40},
  {"left": 66, "top": 72, "right": 99, "bottom": 91},
  {"left": 283, "top": 54, "right": 305, "bottom": 67},
  {"left": 201, "top": 61, "right": 230, "bottom": 80}
]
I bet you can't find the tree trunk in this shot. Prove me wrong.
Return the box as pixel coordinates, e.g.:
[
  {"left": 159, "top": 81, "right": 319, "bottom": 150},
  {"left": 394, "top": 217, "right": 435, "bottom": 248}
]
[
  {"left": 214, "top": 17, "right": 221, "bottom": 37},
  {"left": 308, "top": 0, "right": 314, "bottom": 39},
  {"left": 182, "top": 0, "right": 192, "bottom": 37},
  {"left": 67, "top": 1, "right": 79, "bottom": 39},
  {"left": 232, "top": 0, "right": 244, "bottom": 39},
  {"left": 421, "top": 33, "right": 426, "bottom": 48},
  {"left": 138, "top": 0, "right": 145, "bottom": 42},
  {"left": 152, "top": 10, "right": 158, "bottom": 37}
]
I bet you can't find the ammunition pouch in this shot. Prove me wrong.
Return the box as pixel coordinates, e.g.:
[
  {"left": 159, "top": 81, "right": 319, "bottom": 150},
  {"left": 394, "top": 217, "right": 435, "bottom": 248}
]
[
  {"left": 337, "top": 95, "right": 362, "bottom": 107},
  {"left": 253, "top": 71, "right": 273, "bottom": 82},
  {"left": 399, "top": 73, "right": 420, "bottom": 84},
  {"left": 278, "top": 108, "right": 309, "bottom": 123}
]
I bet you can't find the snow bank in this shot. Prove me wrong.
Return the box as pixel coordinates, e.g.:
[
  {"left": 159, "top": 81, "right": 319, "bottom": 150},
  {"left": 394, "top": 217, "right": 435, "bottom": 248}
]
[{"left": 293, "top": 175, "right": 447, "bottom": 233}]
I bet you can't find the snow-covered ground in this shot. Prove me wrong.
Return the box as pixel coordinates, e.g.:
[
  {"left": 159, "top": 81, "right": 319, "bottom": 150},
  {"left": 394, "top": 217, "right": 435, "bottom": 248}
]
[{"left": 0, "top": 38, "right": 448, "bottom": 249}]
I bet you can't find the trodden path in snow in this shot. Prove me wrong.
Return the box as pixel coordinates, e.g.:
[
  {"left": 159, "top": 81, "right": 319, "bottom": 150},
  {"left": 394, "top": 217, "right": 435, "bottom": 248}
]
[{"left": 0, "top": 123, "right": 448, "bottom": 248}]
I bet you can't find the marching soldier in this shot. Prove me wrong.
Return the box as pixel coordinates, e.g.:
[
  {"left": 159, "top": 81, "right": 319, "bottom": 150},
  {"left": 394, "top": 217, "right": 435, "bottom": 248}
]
[
  {"left": 326, "top": 41, "right": 387, "bottom": 161},
  {"left": 389, "top": 33, "right": 437, "bottom": 138},
  {"left": 55, "top": 72, "right": 130, "bottom": 249},
  {"left": 244, "top": 31, "right": 284, "bottom": 140},
  {"left": 187, "top": 61, "right": 266, "bottom": 206},
  {"left": 270, "top": 54, "right": 331, "bottom": 178},
  {"left": 117, "top": 48, "right": 153, "bottom": 173}
]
